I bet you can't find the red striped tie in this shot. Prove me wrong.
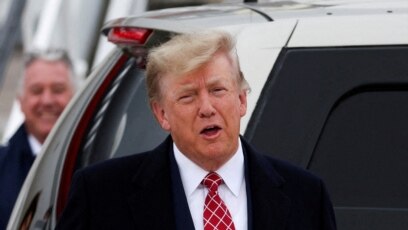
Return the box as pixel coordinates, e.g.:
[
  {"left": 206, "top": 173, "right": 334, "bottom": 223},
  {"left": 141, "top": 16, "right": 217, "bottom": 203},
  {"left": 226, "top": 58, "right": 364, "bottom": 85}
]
[{"left": 202, "top": 172, "right": 235, "bottom": 230}]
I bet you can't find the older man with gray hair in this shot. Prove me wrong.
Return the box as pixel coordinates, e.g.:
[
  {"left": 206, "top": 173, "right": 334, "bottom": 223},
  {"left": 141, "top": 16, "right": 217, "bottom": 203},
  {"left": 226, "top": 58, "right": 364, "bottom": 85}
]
[{"left": 0, "top": 49, "right": 76, "bottom": 229}]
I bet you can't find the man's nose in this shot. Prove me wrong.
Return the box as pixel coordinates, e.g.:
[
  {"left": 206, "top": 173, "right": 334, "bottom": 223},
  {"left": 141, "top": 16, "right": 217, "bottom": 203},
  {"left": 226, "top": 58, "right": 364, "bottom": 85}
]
[
  {"left": 198, "top": 93, "right": 216, "bottom": 118},
  {"left": 40, "top": 90, "right": 55, "bottom": 104}
]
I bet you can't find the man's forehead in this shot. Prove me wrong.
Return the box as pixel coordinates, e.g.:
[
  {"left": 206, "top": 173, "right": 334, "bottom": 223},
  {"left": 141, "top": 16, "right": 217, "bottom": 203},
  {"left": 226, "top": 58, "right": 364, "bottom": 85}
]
[
  {"left": 24, "top": 69, "right": 71, "bottom": 87},
  {"left": 173, "top": 74, "right": 230, "bottom": 88},
  {"left": 26, "top": 60, "right": 69, "bottom": 75}
]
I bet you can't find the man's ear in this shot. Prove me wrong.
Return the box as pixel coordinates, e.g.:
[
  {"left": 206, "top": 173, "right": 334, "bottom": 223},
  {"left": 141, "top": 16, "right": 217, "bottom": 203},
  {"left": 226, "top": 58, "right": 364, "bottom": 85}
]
[
  {"left": 239, "top": 90, "right": 247, "bottom": 117},
  {"left": 151, "top": 101, "right": 171, "bottom": 131},
  {"left": 17, "top": 94, "right": 27, "bottom": 115}
]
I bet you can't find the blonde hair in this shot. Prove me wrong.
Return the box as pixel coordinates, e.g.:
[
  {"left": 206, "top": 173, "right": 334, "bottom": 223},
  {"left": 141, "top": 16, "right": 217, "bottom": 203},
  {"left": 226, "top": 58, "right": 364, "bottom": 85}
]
[{"left": 146, "top": 30, "right": 250, "bottom": 103}]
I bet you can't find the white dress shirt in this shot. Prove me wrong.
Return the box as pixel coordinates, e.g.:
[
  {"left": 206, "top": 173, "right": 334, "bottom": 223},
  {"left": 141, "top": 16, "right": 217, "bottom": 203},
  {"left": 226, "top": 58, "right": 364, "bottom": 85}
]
[
  {"left": 173, "top": 139, "right": 247, "bottom": 230},
  {"left": 28, "top": 134, "right": 42, "bottom": 156}
]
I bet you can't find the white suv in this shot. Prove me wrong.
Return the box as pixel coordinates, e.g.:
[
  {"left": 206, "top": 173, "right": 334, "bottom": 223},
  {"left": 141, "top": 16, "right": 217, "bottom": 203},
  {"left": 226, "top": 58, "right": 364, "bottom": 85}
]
[{"left": 8, "top": 1, "right": 408, "bottom": 229}]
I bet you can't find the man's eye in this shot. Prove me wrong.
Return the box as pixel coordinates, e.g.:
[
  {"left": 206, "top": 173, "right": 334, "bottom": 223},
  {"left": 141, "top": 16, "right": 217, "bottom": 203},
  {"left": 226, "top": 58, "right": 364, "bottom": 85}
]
[
  {"left": 30, "top": 87, "right": 43, "bottom": 95},
  {"left": 212, "top": 88, "right": 226, "bottom": 95},
  {"left": 178, "top": 95, "right": 193, "bottom": 103},
  {"left": 52, "top": 85, "right": 67, "bottom": 94}
]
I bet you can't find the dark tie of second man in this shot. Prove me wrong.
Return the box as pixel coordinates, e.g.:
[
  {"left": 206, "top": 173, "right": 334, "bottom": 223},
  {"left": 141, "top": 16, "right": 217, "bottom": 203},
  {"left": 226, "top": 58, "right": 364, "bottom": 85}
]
[{"left": 202, "top": 172, "right": 235, "bottom": 230}]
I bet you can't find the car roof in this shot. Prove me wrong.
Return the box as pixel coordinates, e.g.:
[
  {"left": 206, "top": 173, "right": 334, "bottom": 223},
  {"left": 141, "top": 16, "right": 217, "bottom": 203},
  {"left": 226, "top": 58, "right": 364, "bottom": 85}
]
[{"left": 102, "top": 0, "right": 408, "bottom": 47}]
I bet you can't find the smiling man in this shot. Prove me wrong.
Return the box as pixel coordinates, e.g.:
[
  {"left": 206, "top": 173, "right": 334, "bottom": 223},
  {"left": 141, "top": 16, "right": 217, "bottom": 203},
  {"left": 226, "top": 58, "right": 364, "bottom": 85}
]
[
  {"left": 57, "top": 31, "right": 336, "bottom": 230},
  {"left": 0, "top": 50, "right": 75, "bottom": 229}
]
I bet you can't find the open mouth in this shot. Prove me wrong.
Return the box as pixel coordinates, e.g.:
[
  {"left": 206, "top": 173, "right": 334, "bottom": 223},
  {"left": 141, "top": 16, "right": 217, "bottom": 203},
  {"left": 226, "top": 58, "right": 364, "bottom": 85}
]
[{"left": 200, "top": 125, "right": 221, "bottom": 136}]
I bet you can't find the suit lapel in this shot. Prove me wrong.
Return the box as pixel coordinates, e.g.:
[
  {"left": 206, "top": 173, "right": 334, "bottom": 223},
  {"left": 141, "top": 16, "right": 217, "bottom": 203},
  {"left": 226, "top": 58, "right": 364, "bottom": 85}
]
[
  {"left": 169, "top": 143, "right": 196, "bottom": 229},
  {"left": 125, "top": 136, "right": 291, "bottom": 229},
  {"left": 127, "top": 137, "right": 177, "bottom": 230},
  {"left": 242, "top": 138, "right": 291, "bottom": 230}
]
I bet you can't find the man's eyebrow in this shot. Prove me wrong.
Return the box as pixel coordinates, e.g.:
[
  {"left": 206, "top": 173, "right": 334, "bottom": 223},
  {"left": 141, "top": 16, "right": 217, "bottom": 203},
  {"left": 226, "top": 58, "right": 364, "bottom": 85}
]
[
  {"left": 207, "top": 78, "right": 223, "bottom": 86},
  {"left": 174, "top": 84, "right": 196, "bottom": 95},
  {"left": 174, "top": 76, "right": 226, "bottom": 93},
  {"left": 179, "top": 82, "right": 196, "bottom": 88}
]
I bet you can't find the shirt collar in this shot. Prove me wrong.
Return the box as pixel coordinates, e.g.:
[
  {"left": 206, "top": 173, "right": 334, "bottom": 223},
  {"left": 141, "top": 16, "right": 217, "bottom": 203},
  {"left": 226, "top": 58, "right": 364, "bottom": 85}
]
[
  {"left": 173, "top": 139, "right": 245, "bottom": 197},
  {"left": 27, "top": 134, "right": 42, "bottom": 156}
]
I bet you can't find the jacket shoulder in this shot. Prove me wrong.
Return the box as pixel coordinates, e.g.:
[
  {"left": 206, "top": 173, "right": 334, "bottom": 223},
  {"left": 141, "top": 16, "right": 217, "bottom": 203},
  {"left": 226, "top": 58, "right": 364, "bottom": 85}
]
[{"left": 76, "top": 136, "right": 172, "bottom": 186}]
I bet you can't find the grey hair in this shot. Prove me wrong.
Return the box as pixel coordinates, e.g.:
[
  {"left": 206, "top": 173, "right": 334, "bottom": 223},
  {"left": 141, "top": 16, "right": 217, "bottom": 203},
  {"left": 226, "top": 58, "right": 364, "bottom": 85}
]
[
  {"left": 146, "top": 30, "right": 250, "bottom": 103},
  {"left": 18, "top": 49, "right": 79, "bottom": 95}
]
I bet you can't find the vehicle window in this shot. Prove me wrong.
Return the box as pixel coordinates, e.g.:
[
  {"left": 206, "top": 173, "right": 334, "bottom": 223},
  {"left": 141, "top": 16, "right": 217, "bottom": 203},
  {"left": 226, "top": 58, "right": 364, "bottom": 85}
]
[
  {"left": 309, "top": 89, "right": 408, "bottom": 229},
  {"left": 77, "top": 58, "right": 167, "bottom": 168},
  {"left": 244, "top": 46, "right": 408, "bottom": 229},
  {"left": 309, "top": 89, "right": 408, "bottom": 207},
  {"left": 245, "top": 46, "right": 408, "bottom": 165}
]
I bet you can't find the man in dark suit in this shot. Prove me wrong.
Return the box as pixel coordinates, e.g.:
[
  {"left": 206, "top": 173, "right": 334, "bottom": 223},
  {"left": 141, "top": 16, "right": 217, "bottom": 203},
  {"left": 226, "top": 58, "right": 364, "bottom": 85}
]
[
  {"left": 0, "top": 50, "right": 75, "bottom": 229},
  {"left": 57, "top": 31, "right": 336, "bottom": 229}
]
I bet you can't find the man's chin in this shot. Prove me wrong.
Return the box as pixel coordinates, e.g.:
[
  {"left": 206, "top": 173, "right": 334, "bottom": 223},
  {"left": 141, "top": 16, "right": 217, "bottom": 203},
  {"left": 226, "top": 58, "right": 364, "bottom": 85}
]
[
  {"left": 201, "top": 144, "right": 232, "bottom": 158},
  {"left": 36, "top": 125, "right": 54, "bottom": 136}
]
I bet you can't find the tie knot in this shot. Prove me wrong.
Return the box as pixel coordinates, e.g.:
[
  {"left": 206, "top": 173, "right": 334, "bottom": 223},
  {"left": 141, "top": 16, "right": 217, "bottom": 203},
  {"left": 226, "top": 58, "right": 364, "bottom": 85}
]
[{"left": 202, "top": 172, "right": 223, "bottom": 192}]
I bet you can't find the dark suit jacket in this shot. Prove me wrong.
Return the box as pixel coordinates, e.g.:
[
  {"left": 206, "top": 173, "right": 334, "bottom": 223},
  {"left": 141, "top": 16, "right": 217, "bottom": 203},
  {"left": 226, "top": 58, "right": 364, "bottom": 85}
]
[
  {"left": 0, "top": 124, "right": 35, "bottom": 230},
  {"left": 56, "top": 136, "right": 336, "bottom": 229}
]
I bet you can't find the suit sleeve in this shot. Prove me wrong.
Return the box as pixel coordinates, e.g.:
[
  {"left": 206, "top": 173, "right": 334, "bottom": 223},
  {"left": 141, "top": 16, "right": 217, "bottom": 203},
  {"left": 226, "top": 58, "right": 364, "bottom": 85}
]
[
  {"left": 55, "top": 170, "right": 90, "bottom": 230},
  {"left": 319, "top": 179, "right": 337, "bottom": 230}
]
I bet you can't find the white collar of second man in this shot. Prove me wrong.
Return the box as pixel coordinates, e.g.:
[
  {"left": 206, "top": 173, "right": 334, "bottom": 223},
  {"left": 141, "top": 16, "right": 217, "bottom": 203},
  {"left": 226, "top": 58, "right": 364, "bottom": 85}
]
[{"left": 28, "top": 134, "right": 42, "bottom": 156}]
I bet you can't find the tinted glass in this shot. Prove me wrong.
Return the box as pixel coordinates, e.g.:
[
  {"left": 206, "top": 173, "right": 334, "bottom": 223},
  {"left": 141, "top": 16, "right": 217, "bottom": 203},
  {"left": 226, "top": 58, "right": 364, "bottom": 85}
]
[
  {"left": 245, "top": 46, "right": 408, "bottom": 229},
  {"left": 309, "top": 89, "right": 408, "bottom": 230},
  {"left": 309, "top": 89, "right": 408, "bottom": 207},
  {"left": 78, "top": 58, "right": 167, "bottom": 168}
]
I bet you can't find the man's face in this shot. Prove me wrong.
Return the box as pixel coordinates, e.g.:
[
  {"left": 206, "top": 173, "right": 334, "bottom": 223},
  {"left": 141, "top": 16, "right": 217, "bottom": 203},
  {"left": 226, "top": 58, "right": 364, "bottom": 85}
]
[
  {"left": 19, "top": 59, "right": 74, "bottom": 143},
  {"left": 152, "top": 52, "right": 247, "bottom": 171}
]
